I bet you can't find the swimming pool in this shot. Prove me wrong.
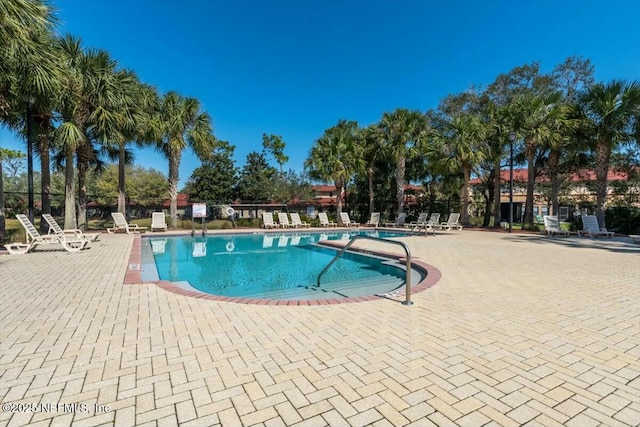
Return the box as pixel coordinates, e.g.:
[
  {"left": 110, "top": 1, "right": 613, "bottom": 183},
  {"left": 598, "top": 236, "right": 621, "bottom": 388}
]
[{"left": 142, "top": 230, "right": 425, "bottom": 301}]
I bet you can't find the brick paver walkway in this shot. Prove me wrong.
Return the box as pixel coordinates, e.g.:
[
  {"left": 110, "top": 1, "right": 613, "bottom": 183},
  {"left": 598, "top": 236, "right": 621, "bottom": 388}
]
[{"left": 1, "top": 231, "right": 639, "bottom": 426}]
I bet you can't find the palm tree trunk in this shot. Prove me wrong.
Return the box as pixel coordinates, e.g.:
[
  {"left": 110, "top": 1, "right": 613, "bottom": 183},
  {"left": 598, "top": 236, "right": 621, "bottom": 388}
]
[
  {"left": 396, "top": 156, "right": 405, "bottom": 213},
  {"left": 38, "top": 133, "right": 51, "bottom": 233},
  {"left": 168, "top": 151, "right": 181, "bottom": 228},
  {"left": 594, "top": 140, "right": 611, "bottom": 229},
  {"left": 335, "top": 180, "right": 344, "bottom": 224},
  {"left": 524, "top": 140, "right": 536, "bottom": 228},
  {"left": 368, "top": 166, "right": 374, "bottom": 216},
  {"left": 77, "top": 158, "right": 88, "bottom": 231},
  {"left": 0, "top": 160, "right": 5, "bottom": 241},
  {"left": 461, "top": 166, "right": 470, "bottom": 226},
  {"left": 64, "top": 148, "right": 76, "bottom": 229},
  {"left": 118, "top": 144, "right": 126, "bottom": 214},
  {"left": 493, "top": 159, "right": 501, "bottom": 227},
  {"left": 549, "top": 149, "right": 560, "bottom": 216}
]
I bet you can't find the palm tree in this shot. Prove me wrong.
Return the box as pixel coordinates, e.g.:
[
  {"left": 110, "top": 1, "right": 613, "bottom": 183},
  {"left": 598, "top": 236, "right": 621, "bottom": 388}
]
[
  {"left": 358, "top": 124, "right": 386, "bottom": 216},
  {"left": 151, "top": 91, "right": 217, "bottom": 227},
  {"left": 304, "top": 120, "right": 361, "bottom": 224},
  {"left": 379, "top": 109, "right": 427, "bottom": 214},
  {"left": 510, "top": 92, "right": 570, "bottom": 228},
  {"left": 438, "top": 113, "right": 487, "bottom": 226},
  {"left": 578, "top": 80, "right": 640, "bottom": 228}
]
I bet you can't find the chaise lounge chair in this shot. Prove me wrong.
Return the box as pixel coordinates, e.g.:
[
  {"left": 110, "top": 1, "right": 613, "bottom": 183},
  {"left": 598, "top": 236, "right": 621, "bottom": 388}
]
[
  {"left": 385, "top": 212, "right": 407, "bottom": 228},
  {"left": 340, "top": 212, "right": 360, "bottom": 227},
  {"left": 365, "top": 212, "right": 380, "bottom": 227},
  {"left": 151, "top": 212, "right": 168, "bottom": 232},
  {"left": 543, "top": 215, "right": 570, "bottom": 237},
  {"left": 290, "top": 213, "right": 310, "bottom": 228},
  {"left": 42, "top": 213, "right": 100, "bottom": 242},
  {"left": 577, "top": 215, "right": 614, "bottom": 238},
  {"left": 437, "top": 213, "right": 463, "bottom": 231},
  {"left": 278, "top": 212, "right": 295, "bottom": 228},
  {"left": 262, "top": 212, "right": 280, "bottom": 229},
  {"left": 318, "top": 212, "right": 336, "bottom": 227},
  {"left": 107, "top": 212, "right": 148, "bottom": 234},
  {"left": 5, "top": 214, "right": 89, "bottom": 254},
  {"left": 408, "top": 212, "right": 427, "bottom": 229}
]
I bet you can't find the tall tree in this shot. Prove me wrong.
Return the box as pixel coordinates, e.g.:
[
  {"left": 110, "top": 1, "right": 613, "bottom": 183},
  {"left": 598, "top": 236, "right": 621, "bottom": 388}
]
[
  {"left": 305, "top": 120, "right": 361, "bottom": 223},
  {"left": 379, "top": 109, "right": 427, "bottom": 214},
  {"left": 438, "top": 113, "right": 487, "bottom": 226},
  {"left": 510, "top": 92, "right": 570, "bottom": 228},
  {"left": 184, "top": 141, "right": 237, "bottom": 203},
  {"left": 151, "top": 91, "right": 217, "bottom": 227},
  {"left": 262, "top": 134, "right": 288, "bottom": 174},
  {"left": 235, "top": 151, "right": 277, "bottom": 201},
  {"left": 358, "top": 124, "right": 386, "bottom": 216},
  {"left": 578, "top": 80, "right": 640, "bottom": 228}
]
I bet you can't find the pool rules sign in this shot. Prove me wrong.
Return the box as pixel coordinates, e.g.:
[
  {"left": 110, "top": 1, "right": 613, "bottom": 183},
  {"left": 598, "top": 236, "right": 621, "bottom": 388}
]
[{"left": 192, "top": 203, "right": 207, "bottom": 218}]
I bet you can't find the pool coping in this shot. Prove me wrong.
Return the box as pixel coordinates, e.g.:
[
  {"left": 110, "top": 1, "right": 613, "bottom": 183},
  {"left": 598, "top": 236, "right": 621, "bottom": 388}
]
[{"left": 124, "top": 232, "right": 441, "bottom": 305}]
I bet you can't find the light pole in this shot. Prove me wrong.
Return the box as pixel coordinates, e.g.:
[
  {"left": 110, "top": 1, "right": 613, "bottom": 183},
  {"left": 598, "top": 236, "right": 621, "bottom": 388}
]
[
  {"left": 508, "top": 132, "right": 516, "bottom": 233},
  {"left": 24, "top": 94, "right": 35, "bottom": 224}
]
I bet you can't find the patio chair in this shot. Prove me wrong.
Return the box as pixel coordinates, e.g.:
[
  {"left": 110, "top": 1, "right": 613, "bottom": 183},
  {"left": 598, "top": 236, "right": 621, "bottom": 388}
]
[
  {"left": 385, "top": 212, "right": 407, "bottom": 228},
  {"left": 407, "top": 212, "right": 428, "bottom": 229},
  {"left": 577, "top": 215, "right": 614, "bottom": 238},
  {"left": 318, "top": 212, "right": 336, "bottom": 227},
  {"left": 262, "top": 212, "right": 280, "bottom": 229},
  {"left": 340, "top": 212, "right": 360, "bottom": 227},
  {"left": 290, "top": 213, "right": 310, "bottom": 228},
  {"left": 107, "top": 212, "right": 148, "bottom": 234},
  {"left": 365, "top": 212, "right": 380, "bottom": 227},
  {"left": 5, "top": 214, "right": 89, "bottom": 254},
  {"left": 42, "top": 213, "right": 100, "bottom": 242},
  {"left": 437, "top": 213, "right": 463, "bottom": 231},
  {"left": 543, "top": 215, "right": 570, "bottom": 237},
  {"left": 150, "top": 212, "right": 167, "bottom": 232},
  {"left": 278, "top": 212, "right": 294, "bottom": 228}
]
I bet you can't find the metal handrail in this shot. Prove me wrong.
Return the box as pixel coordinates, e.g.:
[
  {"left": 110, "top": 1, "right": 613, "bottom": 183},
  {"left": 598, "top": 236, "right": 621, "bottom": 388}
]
[{"left": 316, "top": 235, "right": 414, "bottom": 306}]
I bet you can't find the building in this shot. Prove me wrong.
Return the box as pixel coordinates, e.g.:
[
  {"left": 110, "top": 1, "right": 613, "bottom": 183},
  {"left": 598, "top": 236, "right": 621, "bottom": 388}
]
[{"left": 470, "top": 168, "right": 638, "bottom": 222}]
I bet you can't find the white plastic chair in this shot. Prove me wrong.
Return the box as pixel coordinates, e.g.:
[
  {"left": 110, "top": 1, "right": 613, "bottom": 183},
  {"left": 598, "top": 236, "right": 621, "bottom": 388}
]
[{"left": 151, "top": 212, "right": 167, "bottom": 232}]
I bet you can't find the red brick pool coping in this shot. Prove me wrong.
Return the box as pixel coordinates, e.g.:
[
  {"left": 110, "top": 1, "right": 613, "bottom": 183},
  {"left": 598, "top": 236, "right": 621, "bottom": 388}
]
[{"left": 124, "top": 233, "right": 442, "bottom": 305}]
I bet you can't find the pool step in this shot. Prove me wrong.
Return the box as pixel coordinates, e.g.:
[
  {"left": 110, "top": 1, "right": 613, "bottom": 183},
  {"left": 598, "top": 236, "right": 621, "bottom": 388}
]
[{"left": 243, "top": 273, "right": 405, "bottom": 300}]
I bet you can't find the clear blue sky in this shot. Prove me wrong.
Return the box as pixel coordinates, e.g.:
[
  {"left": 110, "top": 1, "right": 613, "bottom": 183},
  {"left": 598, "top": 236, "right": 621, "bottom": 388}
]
[{"left": 1, "top": 0, "right": 639, "bottom": 187}]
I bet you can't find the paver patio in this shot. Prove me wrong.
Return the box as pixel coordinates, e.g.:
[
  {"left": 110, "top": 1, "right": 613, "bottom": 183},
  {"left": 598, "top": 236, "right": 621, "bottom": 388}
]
[{"left": 1, "top": 230, "right": 639, "bottom": 426}]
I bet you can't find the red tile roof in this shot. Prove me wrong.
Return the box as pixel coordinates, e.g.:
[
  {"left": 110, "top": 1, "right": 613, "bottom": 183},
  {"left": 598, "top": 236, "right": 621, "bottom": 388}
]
[{"left": 469, "top": 169, "right": 630, "bottom": 185}]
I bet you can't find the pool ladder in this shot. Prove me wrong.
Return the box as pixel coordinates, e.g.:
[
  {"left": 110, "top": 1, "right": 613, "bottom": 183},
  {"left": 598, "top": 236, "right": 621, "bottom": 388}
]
[{"left": 316, "top": 235, "right": 414, "bottom": 305}]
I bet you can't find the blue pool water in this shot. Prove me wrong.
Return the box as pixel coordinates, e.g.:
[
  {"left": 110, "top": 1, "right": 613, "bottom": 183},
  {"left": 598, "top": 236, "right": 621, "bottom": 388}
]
[{"left": 143, "top": 230, "right": 423, "bottom": 300}]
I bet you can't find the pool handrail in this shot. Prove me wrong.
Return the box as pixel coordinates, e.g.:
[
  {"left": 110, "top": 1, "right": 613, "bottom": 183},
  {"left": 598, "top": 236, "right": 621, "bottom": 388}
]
[{"left": 316, "top": 235, "right": 414, "bottom": 306}]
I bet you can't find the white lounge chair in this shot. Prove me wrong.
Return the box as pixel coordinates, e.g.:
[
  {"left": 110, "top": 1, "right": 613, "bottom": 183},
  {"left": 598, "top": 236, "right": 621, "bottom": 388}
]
[
  {"left": 543, "top": 215, "right": 570, "bottom": 237},
  {"left": 5, "top": 214, "right": 89, "bottom": 254},
  {"left": 365, "top": 212, "right": 380, "bottom": 227},
  {"left": 262, "top": 212, "right": 280, "bottom": 229},
  {"left": 278, "top": 212, "right": 294, "bottom": 228},
  {"left": 151, "top": 212, "right": 167, "bottom": 232},
  {"left": 408, "top": 212, "right": 428, "bottom": 229},
  {"left": 385, "top": 212, "right": 406, "bottom": 228},
  {"left": 438, "top": 213, "right": 463, "bottom": 231},
  {"left": 107, "top": 212, "right": 148, "bottom": 234},
  {"left": 577, "top": 215, "right": 614, "bottom": 238},
  {"left": 340, "top": 212, "right": 359, "bottom": 227},
  {"left": 42, "top": 213, "right": 100, "bottom": 242},
  {"left": 318, "top": 212, "right": 336, "bottom": 227},
  {"left": 290, "top": 213, "right": 310, "bottom": 228}
]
